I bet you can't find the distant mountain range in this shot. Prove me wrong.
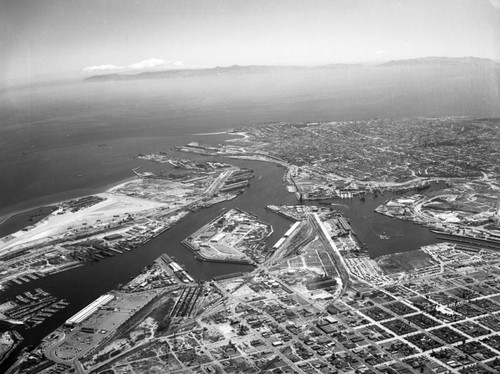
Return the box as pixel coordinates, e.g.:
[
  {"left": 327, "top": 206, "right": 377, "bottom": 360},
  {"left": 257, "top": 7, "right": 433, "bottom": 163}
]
[
  {"left": 83, "top": 64, "right": 335, "bottom": 82},
  {"left": 84, "top": 65, "right": 291, "bottom": 82},
  {"left": 84, "top": 57, "right": 499, "bottom": 82},
  {"left": 379, "top": 56, "right": 498, "bottom": 67}
]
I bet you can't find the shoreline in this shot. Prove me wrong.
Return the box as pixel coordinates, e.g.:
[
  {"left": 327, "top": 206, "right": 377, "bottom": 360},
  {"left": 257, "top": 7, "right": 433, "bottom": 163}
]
[
  {"left": 0, "top": 176, "right": 139, "bottom": 229},
  {"left": 0, "top": 130, "right": 248, "bottom": 226},
  {"left": 0, "top": 130, "right": 244, "bottom": 226},
  {"left": 192, "top": 131, "right": 229, "bottom": 136}
]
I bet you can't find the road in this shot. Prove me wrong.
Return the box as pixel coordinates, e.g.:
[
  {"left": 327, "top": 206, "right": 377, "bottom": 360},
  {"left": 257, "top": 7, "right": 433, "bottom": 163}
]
[
  {"left": 204, "top": 169, "right": 235, "bottom": 196},
  {"left": 203, "top": 218, "right": 317, "bottom": 316},
  {"left": 263, "top": 220, "right": 315, "bottom": 268},
  {"left": 310, "top": 212, "right": 350, "bottom": 295},
  {"left": 204, "top": 214, "right": 346, "bottom": 317},
  {"left": 43, "top": 331, "right": 71, "bottom": 365}
]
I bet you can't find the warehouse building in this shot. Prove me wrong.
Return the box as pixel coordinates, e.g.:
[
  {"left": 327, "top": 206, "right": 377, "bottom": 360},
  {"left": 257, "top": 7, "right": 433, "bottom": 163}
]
[{"left": 65, "top": 294, "right": 115, "bottom": 326}]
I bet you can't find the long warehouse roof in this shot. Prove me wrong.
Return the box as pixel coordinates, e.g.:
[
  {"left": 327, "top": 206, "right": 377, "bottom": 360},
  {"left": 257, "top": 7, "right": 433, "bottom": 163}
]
[
  {"left": 273, "top": 237, "right": 286, "bottom": 249},
  {"left": 284, "top": 221, "right": 301, "bottom": 237},
  {"left": 65, "top": 294, "right": 115, "bottom": 325}
]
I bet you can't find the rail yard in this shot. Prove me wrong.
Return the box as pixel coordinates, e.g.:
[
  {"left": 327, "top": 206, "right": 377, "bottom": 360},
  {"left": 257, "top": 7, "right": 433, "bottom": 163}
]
[{"left": 4, "top": 117, "right": 500, "bottom": 374}]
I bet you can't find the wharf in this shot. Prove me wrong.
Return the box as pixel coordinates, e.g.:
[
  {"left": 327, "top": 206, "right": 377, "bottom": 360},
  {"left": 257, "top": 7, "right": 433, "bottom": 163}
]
[
  {"left": 182, "top": 240, "right": 254, "bottom": 265},
  {"left": 0, "top": 332, "right": 23, "bottom": 367},
  {"left": 434, "top": 232, "right": 500, "bottom": 250},
  {"left": 212, "top": 272, "right": 247, "bottom": 281},
  {"left": 265, "top": 206, "right": 299, "bottom": 222}
]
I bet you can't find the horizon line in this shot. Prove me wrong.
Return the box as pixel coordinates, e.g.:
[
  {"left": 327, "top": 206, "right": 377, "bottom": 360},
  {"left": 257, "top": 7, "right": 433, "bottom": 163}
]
[{"left": 3, "top": 55, "right": 499, "bottom": 92}]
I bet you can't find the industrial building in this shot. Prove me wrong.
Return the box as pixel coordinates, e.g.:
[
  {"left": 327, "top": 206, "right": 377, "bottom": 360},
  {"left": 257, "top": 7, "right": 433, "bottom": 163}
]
[
  {"left": 169, "top": 261, "right": 183, "bottom": 272},
  {"left": 210, "top": 232, "right": 225, "bottom": 242},
  {"left": 273, "top": 237, "right": 286, "bottom": 249},
  {"left": 65, "top": 294, "right": 115, "bottom": 326},
  {"left": 284, "top": 221, "right": 301, "bottom": 237}
]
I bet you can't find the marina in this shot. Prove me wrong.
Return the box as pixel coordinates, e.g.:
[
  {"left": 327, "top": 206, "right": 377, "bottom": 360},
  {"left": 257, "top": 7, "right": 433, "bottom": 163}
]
[{"left": 0, "top": 289, "right": 68, "bottom": 329}]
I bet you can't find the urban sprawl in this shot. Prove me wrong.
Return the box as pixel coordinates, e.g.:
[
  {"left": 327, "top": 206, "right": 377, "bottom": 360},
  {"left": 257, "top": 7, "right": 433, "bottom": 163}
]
[{"left": 1, "top": 117, "right": 500, "bottom": 374}]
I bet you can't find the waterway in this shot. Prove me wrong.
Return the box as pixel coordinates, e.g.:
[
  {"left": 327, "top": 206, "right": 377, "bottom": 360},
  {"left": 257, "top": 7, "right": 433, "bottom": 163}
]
[
  {"left": 0, "top": 206, "right": 56, "bottom": 238},
  {"left": 0, "top": 75, "right": 489, "bottom": 369},
  {"left": 321, "top": 182, "right": 446, "bottom": 258},
  {"left": 0, "top": 157, "right": 446, "bottom": 369}
]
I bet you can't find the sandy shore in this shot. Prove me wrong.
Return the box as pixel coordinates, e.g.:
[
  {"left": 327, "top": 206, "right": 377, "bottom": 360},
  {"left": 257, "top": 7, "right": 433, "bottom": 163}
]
[
  {"left": 0, "top": 190, "right": 165, "bottom": 252},
  {"left": 0, "top": 176, "right": 146, "bottom": 250},
  {"left": 107, "top": 178, "right": 141, "bottom": 193},
  {"left": 0, "top": 176, "right": 139, "bottom": 227}
]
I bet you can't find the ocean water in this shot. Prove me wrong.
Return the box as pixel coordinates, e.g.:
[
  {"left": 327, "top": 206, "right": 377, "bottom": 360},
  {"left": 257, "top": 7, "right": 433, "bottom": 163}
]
[
  {"left": 2, "top": 65, "right": 498, "bottom": 218},
  {"left": 0, "top": 155, "right": 440, "bottom": 361},
  {"left": 0, "top": 68, "right": 496, "bottom": 367}
]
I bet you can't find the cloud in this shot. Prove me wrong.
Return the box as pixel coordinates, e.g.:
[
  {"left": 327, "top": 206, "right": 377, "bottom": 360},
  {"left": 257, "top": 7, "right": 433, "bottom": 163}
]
[
  {"left": 129, "top": 58, "right": 166, "bottom": 69},
  {"left": 83, "top": 64, "right": 124, "bottom": 73},
  {"left": 490, "top": 0, "right": 500, "bottom": 9},
  {"left": 83, "top": 58, "right": 184, "bottom": 74}
]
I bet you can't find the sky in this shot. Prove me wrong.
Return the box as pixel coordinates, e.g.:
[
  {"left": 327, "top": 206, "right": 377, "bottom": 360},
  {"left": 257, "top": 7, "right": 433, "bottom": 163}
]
[{"left": 1, "top": 0, "right": 500, "bottom": 88}]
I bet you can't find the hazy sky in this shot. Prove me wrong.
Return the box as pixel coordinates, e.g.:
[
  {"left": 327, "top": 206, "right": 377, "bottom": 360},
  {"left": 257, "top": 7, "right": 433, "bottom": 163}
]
[{"left": 1, "top": 0, "right": 500, "bottom": 87}]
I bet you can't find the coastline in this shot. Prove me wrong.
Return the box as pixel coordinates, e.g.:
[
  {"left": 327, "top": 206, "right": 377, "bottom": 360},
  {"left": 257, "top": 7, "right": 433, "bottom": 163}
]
[
  {"left": 0, "top": 176, "right": 139, "bottom": 230},
  {"left": 192, "top": 129, "right": 250, "bottom": 141},
  {"left": 192, "top": 131, "right": 229, "bottom": 136},
  {"left": 0, "top": 128, "right": 253, "bottom": 244},
  {"left": 0, "top": 131, "right": 246, "bottom": 227}
]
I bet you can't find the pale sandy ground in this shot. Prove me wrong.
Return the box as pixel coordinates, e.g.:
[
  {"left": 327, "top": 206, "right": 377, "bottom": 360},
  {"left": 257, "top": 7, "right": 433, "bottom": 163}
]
[
  {"left": 0, "top": 181, "right": 166, "bottom": 254},
  {"left": 0, "top": 177, "right": 138, "bottom": 226}
]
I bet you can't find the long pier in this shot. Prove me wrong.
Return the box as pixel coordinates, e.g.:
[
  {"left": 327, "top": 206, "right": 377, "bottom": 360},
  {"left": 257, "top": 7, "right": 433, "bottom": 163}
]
[
  {"left": 435, "top": 233, "right": 500, "bottom": 251},
  {"left": 265, "top": 206, "right": 299, "bottom": 222},
  {"left": 212, "top": 272, "right": 247, "bottom": 281}
]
